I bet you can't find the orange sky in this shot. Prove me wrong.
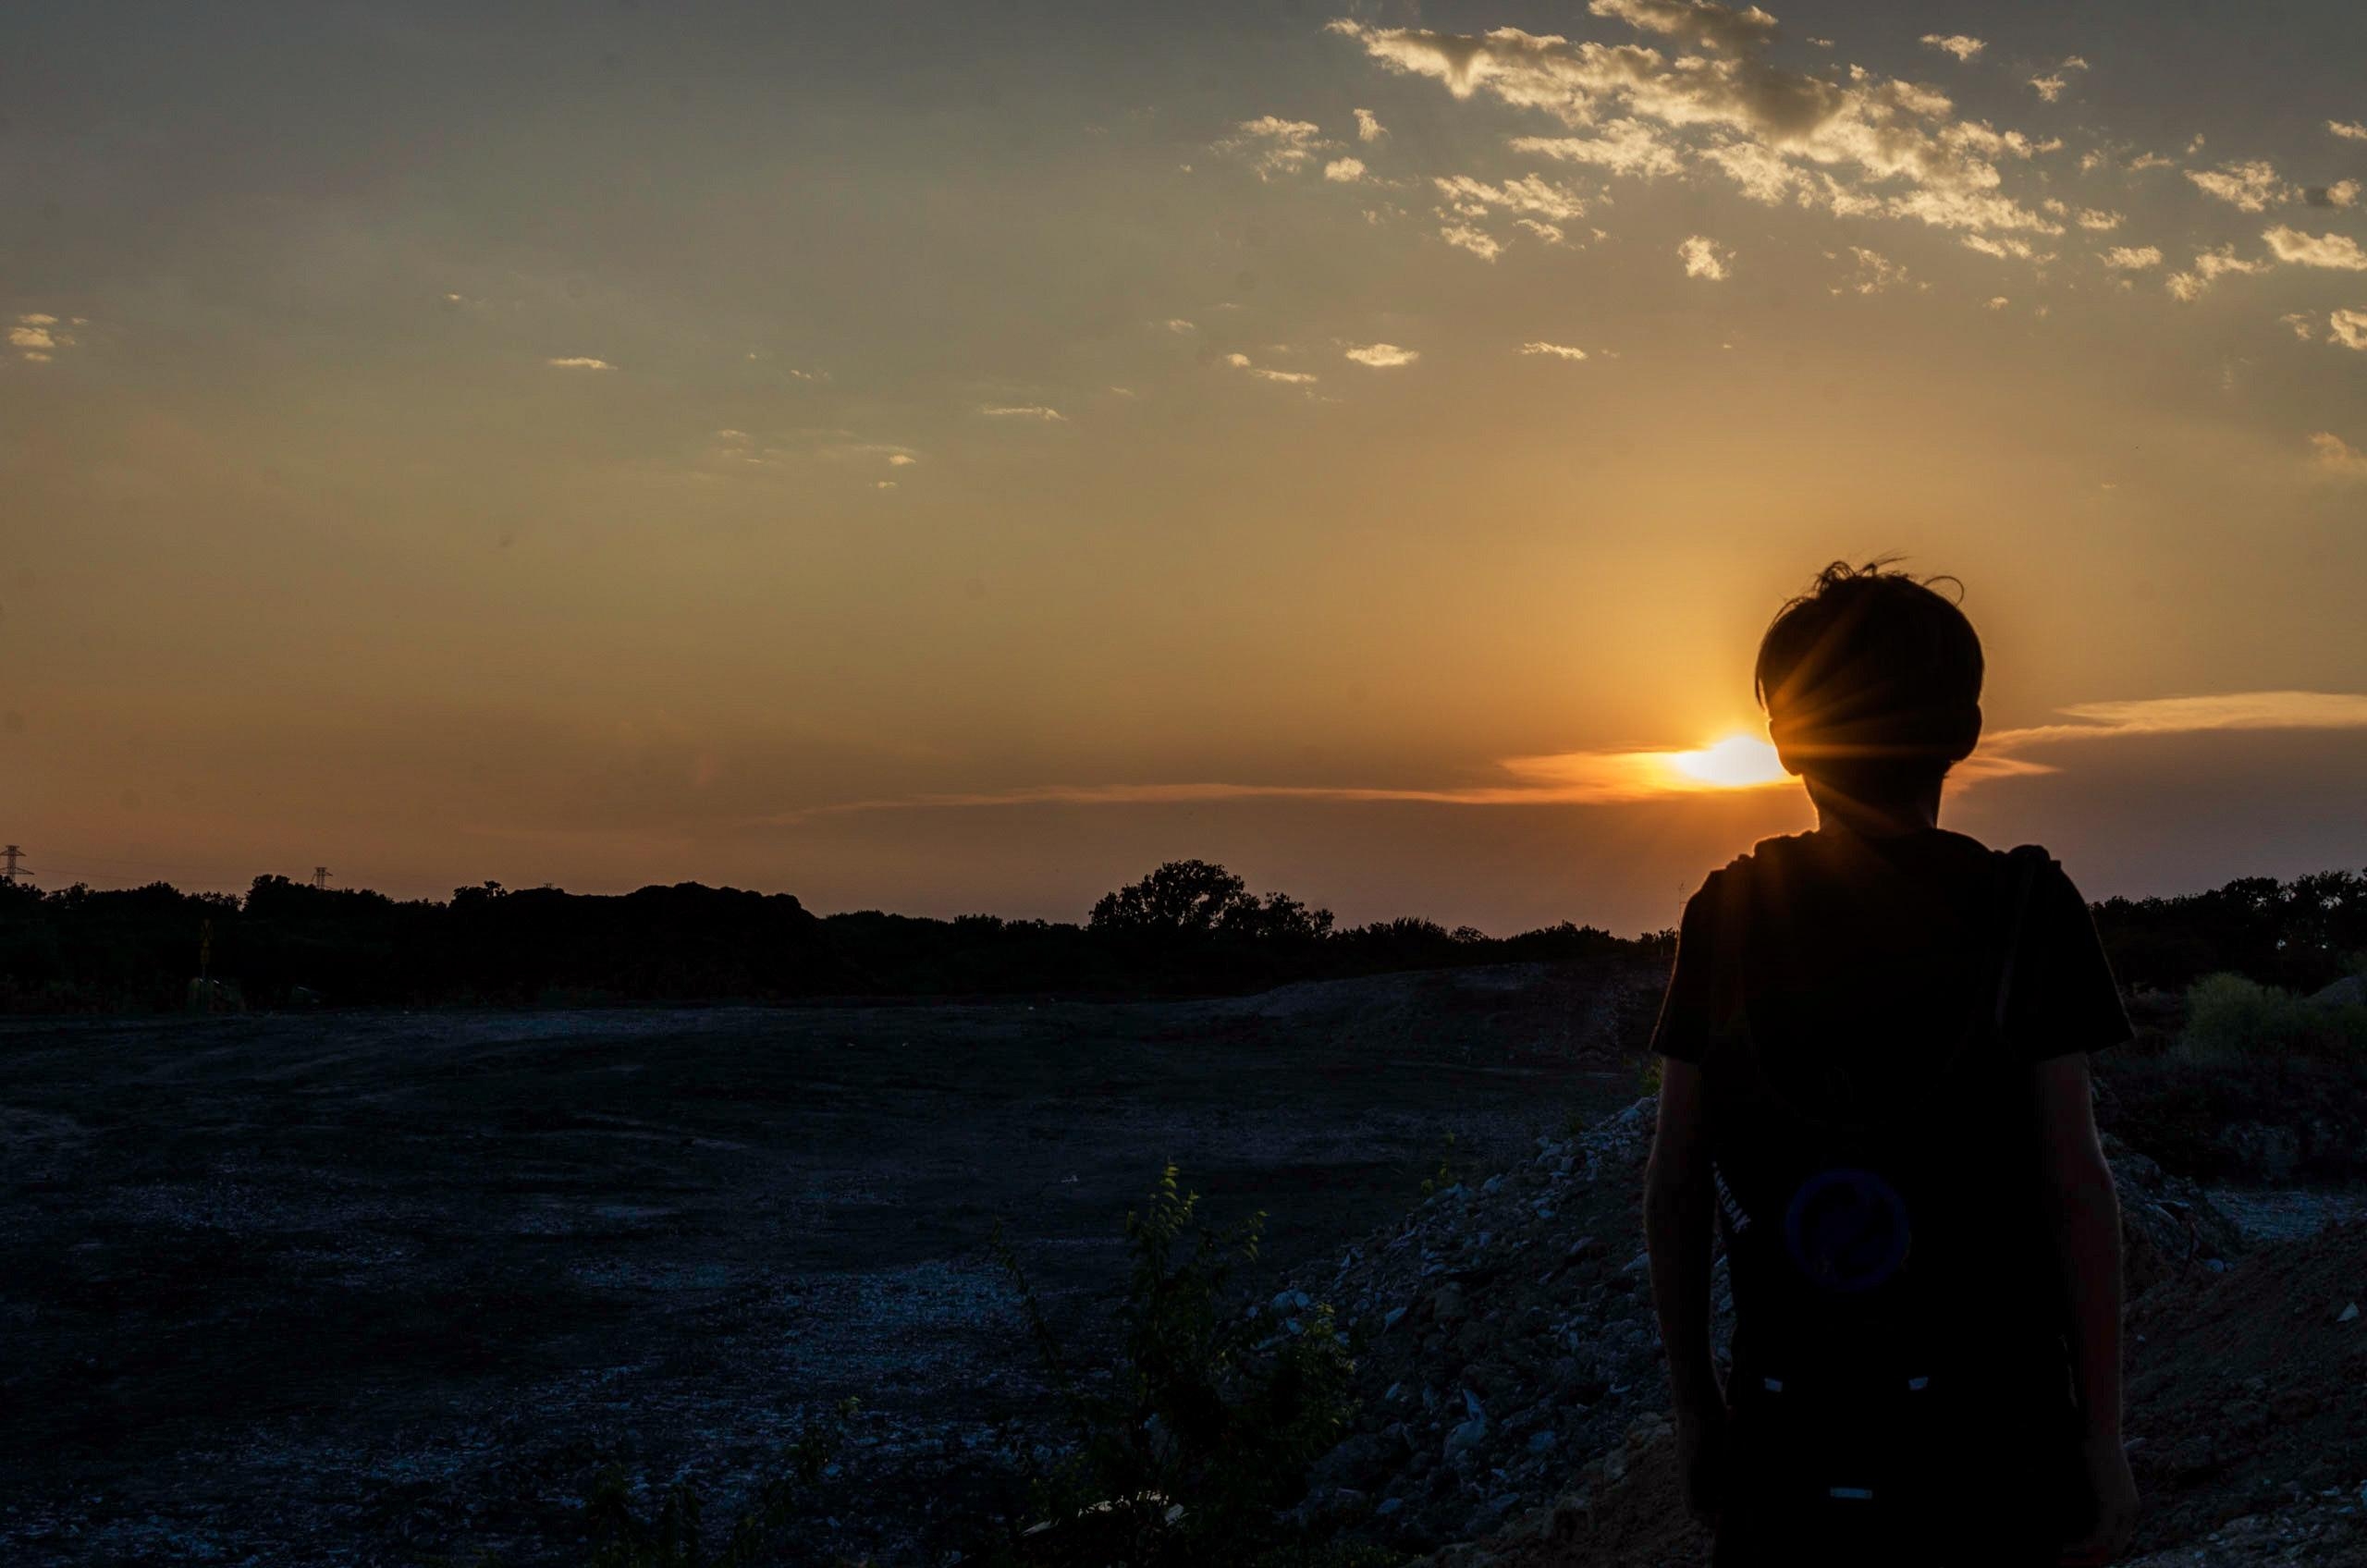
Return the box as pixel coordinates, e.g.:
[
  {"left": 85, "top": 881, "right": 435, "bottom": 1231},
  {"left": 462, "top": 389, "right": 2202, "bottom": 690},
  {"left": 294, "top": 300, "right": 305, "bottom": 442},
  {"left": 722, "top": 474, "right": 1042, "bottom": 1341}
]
[{"left": 4, "top": 1, "right": 2363, "bottom": 932}]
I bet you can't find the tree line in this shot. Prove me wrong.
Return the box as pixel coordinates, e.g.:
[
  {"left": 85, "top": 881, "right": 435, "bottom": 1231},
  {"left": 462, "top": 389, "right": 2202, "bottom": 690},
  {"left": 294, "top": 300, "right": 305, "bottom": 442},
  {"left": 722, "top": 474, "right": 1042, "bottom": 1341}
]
[
  {"left": 0, "top": 858, "right": 2356, "bottom": 1015},
  {"left": 0, "top": 860, "right": 1640, "bottom": 1013}
]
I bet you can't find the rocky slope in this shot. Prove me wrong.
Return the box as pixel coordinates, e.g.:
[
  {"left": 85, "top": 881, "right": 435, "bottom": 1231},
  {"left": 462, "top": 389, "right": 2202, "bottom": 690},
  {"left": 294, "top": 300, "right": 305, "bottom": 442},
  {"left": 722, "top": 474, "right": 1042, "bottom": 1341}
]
[{"left": 1273, "top": 1094, "right": 2362, "bottom": 1565}]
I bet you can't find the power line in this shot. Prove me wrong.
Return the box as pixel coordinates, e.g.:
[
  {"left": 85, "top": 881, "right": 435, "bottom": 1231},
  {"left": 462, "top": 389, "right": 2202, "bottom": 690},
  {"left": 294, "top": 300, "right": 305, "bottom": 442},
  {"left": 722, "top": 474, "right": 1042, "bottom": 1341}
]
[{"left": 1, "top": 845, "right": 27, "bottom": 886}]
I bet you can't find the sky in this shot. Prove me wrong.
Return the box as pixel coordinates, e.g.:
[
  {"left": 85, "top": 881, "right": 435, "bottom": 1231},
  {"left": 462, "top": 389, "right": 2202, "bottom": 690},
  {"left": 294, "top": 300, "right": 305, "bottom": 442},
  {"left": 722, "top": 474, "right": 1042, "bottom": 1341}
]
[{"left": 4, "top": 0, "right": 2364, "bottom": 936}]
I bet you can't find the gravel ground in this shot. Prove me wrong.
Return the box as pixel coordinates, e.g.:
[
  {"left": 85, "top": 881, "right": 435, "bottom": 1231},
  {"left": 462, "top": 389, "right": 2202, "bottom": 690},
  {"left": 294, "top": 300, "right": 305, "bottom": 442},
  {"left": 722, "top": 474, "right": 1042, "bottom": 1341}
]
[{"left": 0, "top": 961, "right": 1663, "bottom": 1565}]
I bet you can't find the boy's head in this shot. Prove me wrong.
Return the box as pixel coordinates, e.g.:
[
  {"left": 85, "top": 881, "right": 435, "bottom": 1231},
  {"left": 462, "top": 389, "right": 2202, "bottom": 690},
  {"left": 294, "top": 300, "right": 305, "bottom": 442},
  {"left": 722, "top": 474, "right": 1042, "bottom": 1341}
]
[{"left": 1755, "top": 559, "right": 1983, "bottom": 806}]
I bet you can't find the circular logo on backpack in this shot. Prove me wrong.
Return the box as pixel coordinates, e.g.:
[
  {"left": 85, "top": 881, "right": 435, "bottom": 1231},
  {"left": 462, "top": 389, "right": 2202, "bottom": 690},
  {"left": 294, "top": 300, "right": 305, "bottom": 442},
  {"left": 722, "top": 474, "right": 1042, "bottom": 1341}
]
[{"left": 1782, "top": 1167, "right": 1911, "bottom": 1293}]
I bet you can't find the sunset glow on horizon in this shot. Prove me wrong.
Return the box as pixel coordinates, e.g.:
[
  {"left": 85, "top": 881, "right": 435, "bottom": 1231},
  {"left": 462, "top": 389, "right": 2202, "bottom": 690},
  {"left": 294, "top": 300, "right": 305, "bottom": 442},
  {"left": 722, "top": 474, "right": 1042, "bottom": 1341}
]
[
  {"left": 1666, "top": 736, "right": 1793, "bottom": 790},
  {"left": 4, "top": 0, "right": 2362, "bottom": 933}
]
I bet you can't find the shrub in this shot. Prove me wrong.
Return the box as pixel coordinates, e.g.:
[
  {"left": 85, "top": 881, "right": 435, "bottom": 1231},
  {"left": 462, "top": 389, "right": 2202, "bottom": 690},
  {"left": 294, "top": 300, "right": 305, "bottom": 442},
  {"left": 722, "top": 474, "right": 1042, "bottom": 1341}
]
[
  {"left": 979, "top": 1167, "right": 1366, "bottom": 1568},
  {"left": 2176, "top": 972, "right": 2367, "bottom": 1063},
  {"left": 581, "top": 1398, "right": 858, "bottom": 1567},
  {"left": 1417, "top": 1132, "right": 1459, "bottom": 1200}
]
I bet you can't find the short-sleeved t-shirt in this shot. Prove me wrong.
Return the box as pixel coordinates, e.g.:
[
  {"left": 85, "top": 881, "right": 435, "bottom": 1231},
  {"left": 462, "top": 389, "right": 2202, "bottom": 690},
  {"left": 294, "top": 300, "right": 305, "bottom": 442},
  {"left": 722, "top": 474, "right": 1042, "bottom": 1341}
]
[
  {"left": 1653, "top": 827, "right": 2130, "bottom": 1370},
  {"left": 1651, "top": 827, "right": 2131, "bottom": 1080}
]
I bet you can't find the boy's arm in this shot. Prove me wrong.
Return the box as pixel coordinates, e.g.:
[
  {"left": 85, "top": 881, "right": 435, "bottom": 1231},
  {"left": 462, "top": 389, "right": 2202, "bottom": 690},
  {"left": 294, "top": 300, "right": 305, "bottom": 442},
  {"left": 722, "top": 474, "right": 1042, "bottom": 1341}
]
[
  {"left": 1646, "top": 1057, "right": 1723, "bottom": 1419},
  {"left": 2034, "top": 1053, "right": 2122, "bottom": 1438}
]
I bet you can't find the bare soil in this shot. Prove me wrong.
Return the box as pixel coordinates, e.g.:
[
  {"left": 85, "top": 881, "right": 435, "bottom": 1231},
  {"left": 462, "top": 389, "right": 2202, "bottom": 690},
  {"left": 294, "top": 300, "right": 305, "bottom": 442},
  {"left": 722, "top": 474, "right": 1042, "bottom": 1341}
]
[
  {"left": 1412, "top": 1219, "right": 2367, "bottom": 1568},
  {"left": 0, "top": 961, "right": 1662, "bottom": 1565}
]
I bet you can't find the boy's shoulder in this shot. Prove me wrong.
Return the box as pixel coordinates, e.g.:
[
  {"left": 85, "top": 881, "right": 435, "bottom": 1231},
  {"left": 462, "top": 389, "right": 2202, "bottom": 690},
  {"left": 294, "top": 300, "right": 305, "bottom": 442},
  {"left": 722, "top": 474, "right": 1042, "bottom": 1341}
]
[
  {"left": 1697, "top": 829, "right": 2067, "bottom": 901},
  {"left": 1683, "top": 834, "right": 1809, "bottom": 917}
]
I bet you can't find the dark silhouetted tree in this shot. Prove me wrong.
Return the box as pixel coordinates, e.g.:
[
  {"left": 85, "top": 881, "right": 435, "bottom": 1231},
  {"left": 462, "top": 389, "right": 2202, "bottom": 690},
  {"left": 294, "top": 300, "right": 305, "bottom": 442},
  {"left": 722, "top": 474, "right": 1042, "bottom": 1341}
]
[{"left": 1089, "top": 861, "right": 1333, "bottom": 944}]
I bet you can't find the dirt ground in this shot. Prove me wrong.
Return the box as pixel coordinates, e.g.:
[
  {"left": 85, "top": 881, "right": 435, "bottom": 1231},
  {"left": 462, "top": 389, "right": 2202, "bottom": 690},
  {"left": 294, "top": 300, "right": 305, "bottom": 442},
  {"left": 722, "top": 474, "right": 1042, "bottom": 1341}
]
[
  {"left": 0, "top": 960, "right": 1663, "bottom": 1566},
  {"left": 1450, "top": 1219, "right": 2367, "bottom": 1568}
]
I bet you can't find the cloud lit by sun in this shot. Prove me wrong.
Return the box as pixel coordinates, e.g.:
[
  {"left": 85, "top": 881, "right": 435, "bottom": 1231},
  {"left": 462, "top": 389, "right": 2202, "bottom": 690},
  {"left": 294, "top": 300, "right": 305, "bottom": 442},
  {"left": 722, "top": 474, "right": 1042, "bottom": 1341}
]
[{"left": 1665, "top": 735, "right": 1790, "bottom": 789}]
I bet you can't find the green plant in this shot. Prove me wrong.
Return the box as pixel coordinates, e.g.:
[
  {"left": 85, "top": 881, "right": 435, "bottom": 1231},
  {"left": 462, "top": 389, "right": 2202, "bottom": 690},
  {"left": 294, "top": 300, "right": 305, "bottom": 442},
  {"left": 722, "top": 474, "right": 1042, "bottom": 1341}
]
[
  {"left": 979, "top": 1166, "right": 1364, "bottom": 1568},
  {"left": 582, "top": 1397, "right": 858, "bottom": 1567},
  {"left": 2177, "top": 972, "right": 2367, "bottom": 1063},
  {"left": 1417, "top": 1132, "right": 1458, "bottom": 1199}
]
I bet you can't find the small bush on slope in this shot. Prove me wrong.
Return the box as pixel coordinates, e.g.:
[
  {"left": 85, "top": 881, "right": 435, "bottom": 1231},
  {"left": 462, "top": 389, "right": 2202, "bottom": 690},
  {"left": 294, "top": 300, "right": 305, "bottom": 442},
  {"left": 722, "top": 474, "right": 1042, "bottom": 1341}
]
[
  {"left": 2177, "top": 973, "right": 2367, "bottom": 1063},
  {"left": 978, "top": 1166, "right": 1388, "bottom": 1568},
  {"left": 579, "top": 1399, "right": 859, "bottom": 1568}
]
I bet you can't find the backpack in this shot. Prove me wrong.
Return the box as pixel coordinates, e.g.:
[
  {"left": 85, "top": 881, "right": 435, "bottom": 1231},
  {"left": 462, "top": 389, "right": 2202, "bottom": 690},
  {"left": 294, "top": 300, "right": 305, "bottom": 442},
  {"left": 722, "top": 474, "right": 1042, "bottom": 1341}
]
[{"left": 1697, "top": 843, "right": 2082, "bottom": 1537}]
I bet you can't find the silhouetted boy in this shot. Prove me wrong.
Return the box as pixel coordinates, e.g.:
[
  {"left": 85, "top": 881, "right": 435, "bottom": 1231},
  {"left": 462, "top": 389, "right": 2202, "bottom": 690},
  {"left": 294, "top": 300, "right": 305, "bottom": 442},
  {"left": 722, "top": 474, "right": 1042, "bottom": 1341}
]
[{"left": 1643, "top": 561, "right": 2138, "bottom": 1566}]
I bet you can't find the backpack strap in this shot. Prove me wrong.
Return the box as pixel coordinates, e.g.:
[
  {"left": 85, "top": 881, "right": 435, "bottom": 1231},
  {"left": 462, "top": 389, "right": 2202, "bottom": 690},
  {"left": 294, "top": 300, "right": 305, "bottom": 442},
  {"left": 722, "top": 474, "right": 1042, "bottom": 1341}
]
[
  {"left": 1702, "top": 857, "right": 1758, "bottom": 1243},
  {"left": 1990, "top": 846, "right": 2050, "bottom": 1041},
  {"left": 1705, "top": 856, "right": 1754, "bottom": 1055}
]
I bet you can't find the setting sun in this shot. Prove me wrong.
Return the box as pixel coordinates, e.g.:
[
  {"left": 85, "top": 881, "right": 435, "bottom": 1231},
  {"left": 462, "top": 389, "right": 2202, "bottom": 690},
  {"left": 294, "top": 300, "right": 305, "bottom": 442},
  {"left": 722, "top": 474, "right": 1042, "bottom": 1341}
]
[{"left": 1667, "top": 735, "right": 1791, "bottom": 790}]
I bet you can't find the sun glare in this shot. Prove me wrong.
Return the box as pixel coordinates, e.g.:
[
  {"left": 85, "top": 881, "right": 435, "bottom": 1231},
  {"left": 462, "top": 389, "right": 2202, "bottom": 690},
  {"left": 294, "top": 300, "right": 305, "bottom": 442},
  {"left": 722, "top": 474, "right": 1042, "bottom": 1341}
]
[{"left": 1666, "top": 734, "right": 1789, "bottom": 789}]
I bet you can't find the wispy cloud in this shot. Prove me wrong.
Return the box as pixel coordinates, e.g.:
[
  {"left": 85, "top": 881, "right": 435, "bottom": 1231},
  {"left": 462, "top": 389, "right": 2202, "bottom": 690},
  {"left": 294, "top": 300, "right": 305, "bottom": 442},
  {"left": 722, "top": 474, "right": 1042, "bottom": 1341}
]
[
  {"left": 1679, "top": 235, "right": 1732, "bottom": 280},
  {"left": 1221, "top": 352, "right": 1320, "bottom": 385},
  {"left": 2263, "top": 226, "right": 2367, "bottom": 270},
  {"left": 1920, "top": 34, "right": 1985, "bottom": 62},
  {"left": 546, "top": 356, "right": 616, "bottom": 370},
  {"left": 757, "top": 748, "right": 1750, "bottom": 825},
  {"left": 2329, "top": 119, "right": 2367, "bottom": 142},
  {"left": 2164, "top": 243, "right": 2271, "bottom": 300},
  {"left": 1427, "top": 171, "right": 1599, "bottom": 259},
  {"left": 2330, "top": 310, "right": 2367, "bottom": 351},
  {"left": 1511, "top": 119, "right": 1685, "bottom": 178},
  {"left": 978, "top": 403, "right": 1068, "bottom": 421},
  {"left": 1216, "top": 116, "right": 1329, "bottom": 178},
  {"left": 1961, "top": 234, "right": 2049, "bottom": 262},
  {"left": 1440, "top": 223, "right": 1504, "bottom": 262},
  {"left": 10, "top": 312, "right": 81, "bottom": 362},
  {"left": 2099, "top": 245, "right": 2163, "bottom": 271},
  {"left": 2029, "top": 56, "right": 2087, "bottom": 103},
  {"left": 2309, "top": 432, "right": 2367, "bottom": 475},
  {"left": 1435, "top": 173, "right": 1590, "bottom": 223},
  {"left": 1355, "top": 107, "right": 1388, "bottom": 142},
  {"left": 1330, "top": 10, "right": 2068, "bottom": 251},
  {"left": 1324, "top": 157, "right": 1367, "bottom": 182},
  {"left": 754, "top": 691, "right": 2367, "bottom": 824},
  {"left": 1589, "top": 0, "right": 1776, "bottom": 54},
  {"left": 1520, "top": 341, "right": 1591, "bottom": 360},
  {"left": 2187, "top": 159, "right": 2289, "bottom": 213},
  {"left": 1833, "top": 246, "right": 1908, "bottom": 293},
  {"left": 1343, "top": 342, "right": 1419, "bottom": 367},
  {"left": 708, "top": 428, "right": 922, "bottom": 471},
  {"left": 1962, "top": 692, "right": 2367, "bottom": 779}
]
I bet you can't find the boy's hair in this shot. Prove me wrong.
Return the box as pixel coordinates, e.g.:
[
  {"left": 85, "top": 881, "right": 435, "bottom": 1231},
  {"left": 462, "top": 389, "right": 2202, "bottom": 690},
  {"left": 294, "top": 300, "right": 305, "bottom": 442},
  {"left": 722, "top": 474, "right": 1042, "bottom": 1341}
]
[{"left": 1754, "top": 558, "right": 1984, "bottom": 803}]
